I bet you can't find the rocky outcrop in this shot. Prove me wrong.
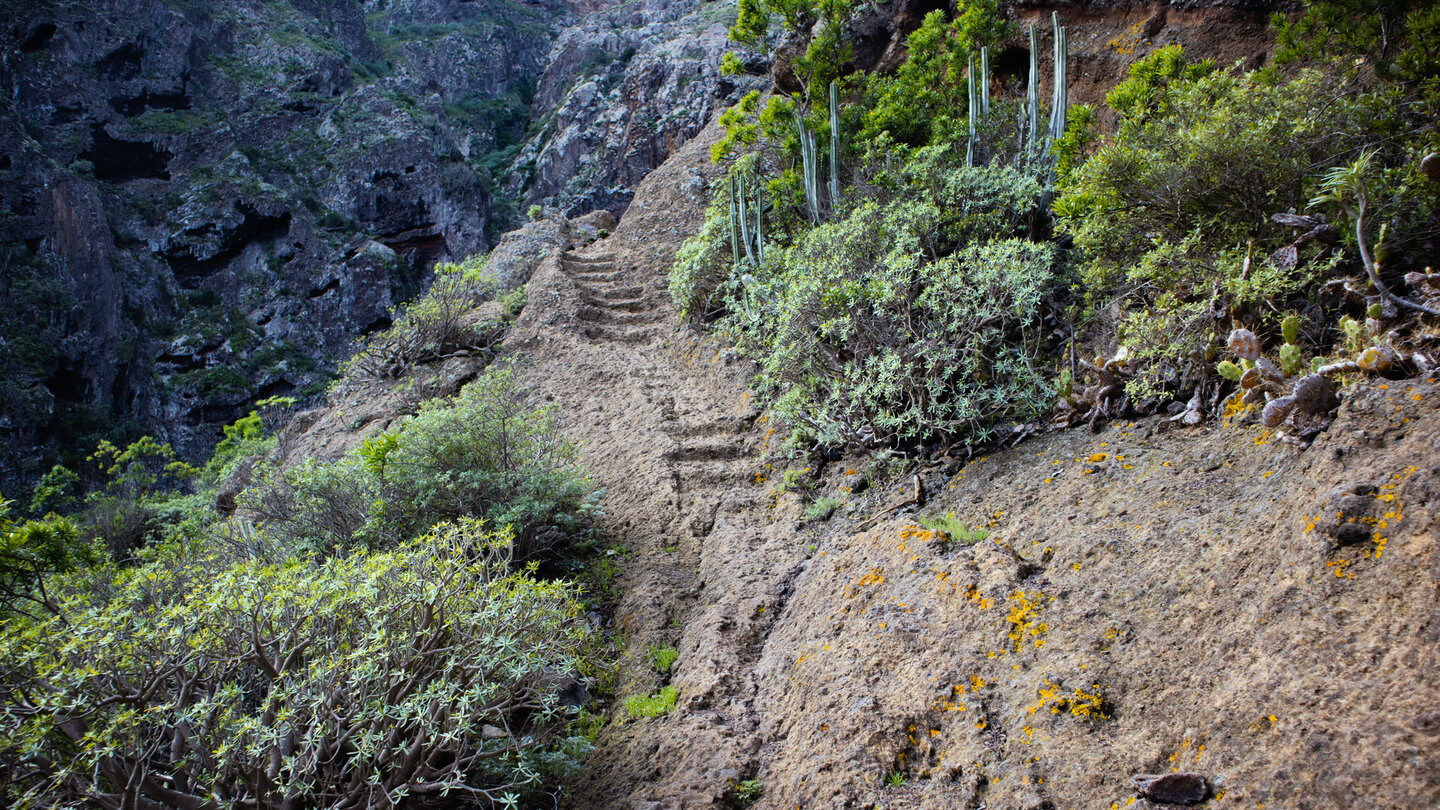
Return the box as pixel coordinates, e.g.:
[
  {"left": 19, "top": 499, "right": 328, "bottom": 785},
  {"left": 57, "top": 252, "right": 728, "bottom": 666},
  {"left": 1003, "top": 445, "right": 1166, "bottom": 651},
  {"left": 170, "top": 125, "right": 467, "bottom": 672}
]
[
  {"left": 512, "top": 0, "right": 766, "bottom": 216},
  {"left": 0, "top": 0, "right": 564, "bottom": 484}
]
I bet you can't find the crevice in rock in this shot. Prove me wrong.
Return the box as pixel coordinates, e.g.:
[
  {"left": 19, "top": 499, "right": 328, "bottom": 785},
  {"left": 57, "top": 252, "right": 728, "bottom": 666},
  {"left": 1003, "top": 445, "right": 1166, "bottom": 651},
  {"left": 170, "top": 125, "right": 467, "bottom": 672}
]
[
  {"left": 163, "top": 203, "right": 292, "bottom": 288},
  {"left": 111, "top": 90, "right": 192, "bottom": 117},
  {"left": 21, "top": 23, "right": 58, "bottom": 53},
  {"left": 83, "top": 127, "right": 172, "bottom": 182},
  {"left": 96, "top": 42, "right": 144, "bottom": 81}
]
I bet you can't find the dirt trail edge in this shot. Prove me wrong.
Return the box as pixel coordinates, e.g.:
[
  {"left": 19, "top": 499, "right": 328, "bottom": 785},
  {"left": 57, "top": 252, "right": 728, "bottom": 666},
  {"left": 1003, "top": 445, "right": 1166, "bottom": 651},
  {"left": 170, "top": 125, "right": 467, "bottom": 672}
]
[{"left": 500, "top": 118, "right": 1440, "bottom": 810}]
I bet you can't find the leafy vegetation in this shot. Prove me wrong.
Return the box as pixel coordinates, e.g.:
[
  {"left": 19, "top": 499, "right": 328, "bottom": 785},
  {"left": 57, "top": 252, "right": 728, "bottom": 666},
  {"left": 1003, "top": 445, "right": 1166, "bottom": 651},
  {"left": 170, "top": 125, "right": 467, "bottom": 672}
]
[
  {"left": 916, "top": 512, "right": 989, "bottom": 547},
  {"left": 624, "top": 685, "right": 679, "bottom": 719},
  {"left": 648, "top": 643, "right": 680, "bottom": 675},
  {"left": 683, "top": 0, "right": 1440, "bottom": 460},
  {"left": 249, "top": 368, "right": 597, "bottom": 559},
  {"left": 0, "top": 518, "right": 597, "bottom": 808},
  {"left": 3, "top": 325, "right": 604, "bottom": 809},
  {"left": 681, "top": 1, "right": 1062, "bottom": 454}
]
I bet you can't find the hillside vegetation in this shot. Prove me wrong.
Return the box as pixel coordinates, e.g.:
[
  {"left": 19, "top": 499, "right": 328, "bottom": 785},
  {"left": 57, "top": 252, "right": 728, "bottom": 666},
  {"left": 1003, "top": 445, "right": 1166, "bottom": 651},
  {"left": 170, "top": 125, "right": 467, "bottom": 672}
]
[
  {"left": 676, "top": 0, "right": 1439, "bottom": 456},
  {"left": 2, "top": 0, "right": 1439, "bottom": 808}
]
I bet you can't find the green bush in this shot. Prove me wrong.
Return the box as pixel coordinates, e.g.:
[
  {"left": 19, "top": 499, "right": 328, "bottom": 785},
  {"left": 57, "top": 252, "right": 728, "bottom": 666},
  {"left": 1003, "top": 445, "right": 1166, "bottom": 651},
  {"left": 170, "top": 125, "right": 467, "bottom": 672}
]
[
  {"left": 699, "top": 150, "right": 1057, "bottom": 450},
  {"left": 247, "top": 368, "right": 597, "bottom": 559},
  {"left": 861, "top": 4, "right": 1011, "bottom": 148},
  {"left": 1054, "top": 60, "right": 1388, "bottom": 395},
  {"left": 625, "top": 685, "right": 679, "bottom": 719},
  {"left": 0, "top": 505, "right": 100, "bottom": 618},
  {"left": 0, "top": 518, "right": 596, "bottom": 808}
]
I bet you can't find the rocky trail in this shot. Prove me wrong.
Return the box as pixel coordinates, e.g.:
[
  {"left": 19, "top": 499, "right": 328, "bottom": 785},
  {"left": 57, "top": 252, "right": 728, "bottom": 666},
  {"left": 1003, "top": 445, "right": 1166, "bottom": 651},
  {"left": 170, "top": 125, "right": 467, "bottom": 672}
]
[{"left": 502, "top": 125, "right": 808, "bottom": 806}]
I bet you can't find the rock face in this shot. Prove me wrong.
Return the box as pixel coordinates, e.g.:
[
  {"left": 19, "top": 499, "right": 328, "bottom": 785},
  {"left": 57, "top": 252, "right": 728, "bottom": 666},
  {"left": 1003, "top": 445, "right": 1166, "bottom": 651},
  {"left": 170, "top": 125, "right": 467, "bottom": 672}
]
[
  {"left": 512, "top": 0, "right": 766, "bottom": 216},
  {"left": 0, "top": 0, "right": 563, "bottom": 482},
  {"left": 0, "top": 0, "right": 767, "bottom": 490}
]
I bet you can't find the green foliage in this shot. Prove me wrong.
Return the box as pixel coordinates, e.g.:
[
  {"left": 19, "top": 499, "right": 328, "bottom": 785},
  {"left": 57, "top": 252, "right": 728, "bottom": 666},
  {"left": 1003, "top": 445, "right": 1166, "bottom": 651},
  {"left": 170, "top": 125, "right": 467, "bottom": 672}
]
[
  {"left": 648, "top": 643, "right": 680, "bottom": 674},
  {"left": 0, "top": 505, "right": 101, "bottom": 617},
  {"left": 249, "top": 368, "right": 596, "bottom": 559},
  {"left": 690, "top": 148, "right": 1057, "bottom": 450},
  {"left": 1056, "top": 62, "right": 1389, "bottom": 394},
  {"left": 204, "top": 410, "right": 271, "bottom": 482},
  {"left": 884, "top": 770, "right": 907, "bottom": 787},
  {"left": 28, "top": 465, "right": 78, "bottom": 516},
  {"left": 732, "top": 778, "right": 764, "bottom": 805},
  {"left": 1276, "top": 0, "right": 1440, "bottom": 105},
  {"left": 625, "top": 685, "right": 679, "bottom": 719},
  {"left": 670, "top": 188, "right": 736, "bottom": 319},
  {"left": 0, "top": 518, "right": 596, "bottom": 808},
  {"left": 861, "top": 5, "right": 1011, "bottom": 147},
  {"left": 916, "top": 512, "right": 989, "bottom": 546},
  {"left": 358, "top": 429, "right": 400, "bottom": 479},
  {"left": 1103, "top": 45, "right": 1216, "bottom": 132},
  {"left": 803, "top": 496, "right": 843, "bottom": 521}
]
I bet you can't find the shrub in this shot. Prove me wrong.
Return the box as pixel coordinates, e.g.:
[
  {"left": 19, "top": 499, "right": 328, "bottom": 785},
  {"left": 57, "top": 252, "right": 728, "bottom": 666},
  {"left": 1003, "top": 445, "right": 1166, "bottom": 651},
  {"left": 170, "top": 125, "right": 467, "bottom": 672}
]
[
  {"left": 0, "top": 506, "right": 100, "bottom": 618},
  {"left": 0, "top": 518, "right": 596, "bottom": 808},
  {"left": 625, "top": 685, "right": 679, "bottom": 719},
  {"left": 669, "top": 190, "right": 734, "bottom": 321},
  {"left": 725, "top": 158, "right": 1056, "bottom": 450},
  {"left": 344, "top": 274, "right": 503, "bottom": 381},
  {"left": 246, "top": 368, "right": 596, "bottom": 558},
  {"left": 1054, "top": 60, "right": 1389, "bottom": 395}
]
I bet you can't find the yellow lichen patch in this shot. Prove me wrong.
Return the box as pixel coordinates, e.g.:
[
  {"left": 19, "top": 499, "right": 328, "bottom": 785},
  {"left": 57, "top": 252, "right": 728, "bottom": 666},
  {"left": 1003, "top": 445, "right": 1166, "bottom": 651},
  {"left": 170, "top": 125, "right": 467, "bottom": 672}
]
[
  {"left": 1006, "top": 590, "right": 1050, "bottom": 651},
  {"left": 1086, "top": 452, "right": 1109, "bottom": 463},
  {"left": 847, "top": 567, "right": 886, "bottom": 598},
  {"left": 1025, "top": 678, "right": 1109, "bottom": 720},
  {"left": 965, "top": 585, "right": 995, "bottom": 610},
  {"left": 1221, "top": 394, "right": 1253, "bottom": 427},
  {"left": 898, "top": 525, "right": 938, "bottom": 544}
]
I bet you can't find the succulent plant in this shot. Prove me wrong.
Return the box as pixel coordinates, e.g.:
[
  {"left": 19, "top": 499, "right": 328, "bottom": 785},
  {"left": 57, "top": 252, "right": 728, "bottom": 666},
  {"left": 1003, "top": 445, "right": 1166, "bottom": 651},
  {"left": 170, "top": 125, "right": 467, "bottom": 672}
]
[
  {"left": 1227, "top": 328, "right": 1261, "bottom": 361},
  {"left": 1356, "top": 345, "right": 1396, "bottom": 372},
  {"left": 1279, "top": 342, "right": 1304, "bottom": 376},
  {"left": 1281, "top": 314, "right": 1301, "bottom": 346}
]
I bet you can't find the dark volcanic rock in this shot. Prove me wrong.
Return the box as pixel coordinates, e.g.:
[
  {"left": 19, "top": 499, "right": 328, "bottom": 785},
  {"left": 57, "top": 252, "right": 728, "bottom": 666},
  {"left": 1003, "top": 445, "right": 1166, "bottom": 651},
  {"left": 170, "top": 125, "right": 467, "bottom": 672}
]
[
  {"left": 0, "top": 0, "right": 564, "bottom": 483},
  {"left": 513, "top": 0, "right": 767, "bottom": 217}
]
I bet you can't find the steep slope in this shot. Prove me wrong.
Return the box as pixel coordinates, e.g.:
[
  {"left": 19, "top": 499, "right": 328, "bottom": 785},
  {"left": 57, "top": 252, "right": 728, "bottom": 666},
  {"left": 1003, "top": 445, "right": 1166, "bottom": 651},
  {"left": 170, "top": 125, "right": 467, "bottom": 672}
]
[{"left": 491, "top": 121, "right": 1440, "bottom": 810}]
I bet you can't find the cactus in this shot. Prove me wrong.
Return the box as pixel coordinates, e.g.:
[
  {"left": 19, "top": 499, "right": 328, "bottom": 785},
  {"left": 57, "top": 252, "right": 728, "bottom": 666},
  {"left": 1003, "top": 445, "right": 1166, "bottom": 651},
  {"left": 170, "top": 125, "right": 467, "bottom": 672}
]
[
  {"left": 1047, "top": 12, "right": 1068, "bottom": 144},
  {"left": 1227, "top": 328, "right": 1261, "bottom": 361},
  {"left": 1018, "top": 16, "right": 1068, "bottom": 177},
  {"left": 1281, "top": 315, "right": 1301, "bottom": 346},
  {"left": 828, "top": 81, "right": 841, "bottom": 211},
  {"left": 1356, "top": 345, "right": 1396, "bottom": 371},
  {"left": 980, "top": 46, "right": 991, "bottom": 117},
  {"left": 967, "top": 52, "right": 978, "bottom": 168},
  {"left": 798, "top": 121, "right": 821, "bottom": 223},
  {"left": 1279, "top": 343, "right": 1304, "bottom": 376},
  {"left": 727, "top": 165, "right": 765, "bottom": 269},
  {"left": 1217, "top": 360, "right": 1244, "bottom": 382},
  {"left": 728, "top": 177, "right": 741, "bottom": 270}
]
